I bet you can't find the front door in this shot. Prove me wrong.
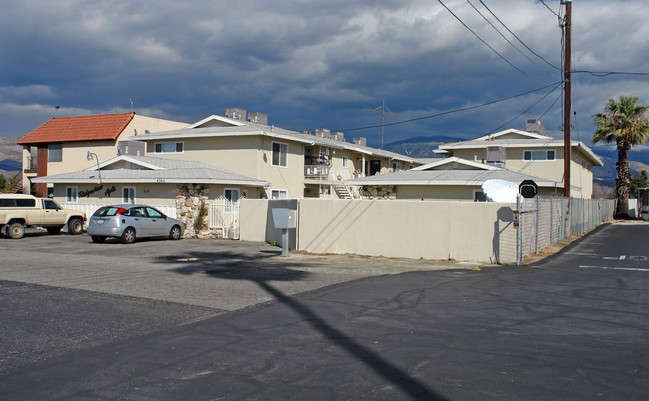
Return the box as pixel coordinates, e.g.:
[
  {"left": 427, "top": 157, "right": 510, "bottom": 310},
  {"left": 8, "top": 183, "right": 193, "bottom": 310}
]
[{"left": 369, "top": 160, "right": 381, "bottom": 176}]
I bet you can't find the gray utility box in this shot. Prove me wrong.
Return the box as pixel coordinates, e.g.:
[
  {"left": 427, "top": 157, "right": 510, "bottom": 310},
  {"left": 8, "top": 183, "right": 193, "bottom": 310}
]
[{"left": 272, "top": 208, "right": 297, "bottom": 229}]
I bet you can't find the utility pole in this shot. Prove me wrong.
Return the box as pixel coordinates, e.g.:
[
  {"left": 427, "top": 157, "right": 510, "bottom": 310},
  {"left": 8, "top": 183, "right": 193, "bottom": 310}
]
[{"left": 562, "top": 0, "right": 572, "bottom": 197}]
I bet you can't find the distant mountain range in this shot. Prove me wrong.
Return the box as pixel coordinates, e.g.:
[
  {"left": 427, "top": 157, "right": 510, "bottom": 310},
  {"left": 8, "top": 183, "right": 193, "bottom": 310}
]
[{"left": 0, "top": 137, "right": 22, "bottom": 178}]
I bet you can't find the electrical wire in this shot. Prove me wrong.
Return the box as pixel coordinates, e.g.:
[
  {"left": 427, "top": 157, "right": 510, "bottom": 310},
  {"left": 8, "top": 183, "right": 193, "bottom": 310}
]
[
  {"left": 572, "top": 70, "right": 649, "bottom": 77},
  {"left": 466, "top": 0, "right": 555, "bottom": 77},
  {"left": 539, "top": 0, "right": 561, "bottom": 18},
  {"left": 479, "top": 0, "right": 561, "bottom": 71},
  {"left": 437, "top": 0, "right": 551, "bottom": 85},
  {"left": 486, "top": 83, "right": 562, "bottom": 134},
  {"left": 336, "top": 82, "right": 563, "bottom": 132}
]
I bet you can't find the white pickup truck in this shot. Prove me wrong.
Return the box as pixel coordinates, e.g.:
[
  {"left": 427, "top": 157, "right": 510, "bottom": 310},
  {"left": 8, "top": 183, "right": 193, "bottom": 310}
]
[{"left": 0, "top": 194, "right": 86, "bottom": 239}]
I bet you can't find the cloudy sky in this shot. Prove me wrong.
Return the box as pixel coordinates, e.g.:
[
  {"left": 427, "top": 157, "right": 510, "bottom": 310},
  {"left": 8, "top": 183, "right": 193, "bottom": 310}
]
[{"left": 1, "top": 0, "right": 648, "bottom": 149}]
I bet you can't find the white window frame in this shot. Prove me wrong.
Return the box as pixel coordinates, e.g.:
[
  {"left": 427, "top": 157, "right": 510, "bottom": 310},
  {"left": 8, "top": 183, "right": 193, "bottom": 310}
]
[
  {"left": 66, "top": 186, "right": 78, "bottom": 203},
  {"left": 342, "top": 156, "right": 348, "bottom": 168},
  {"left": 271, "top": 141, "right": 288, "bottom": 167},
  {"left": 523, "top": 149, "right": 555, "bottom": 161},
  {"left": 154, "top": 142, "right": 184, "bottom": 154},
  {"left": 224, "top": 188, "right": 240, "bottom": 202},
  {"left": 271, "top": 189, "right": 288, "bottom": 199},
  {"left": 122, "top": 186, "right": 136, "bottom": 204}
]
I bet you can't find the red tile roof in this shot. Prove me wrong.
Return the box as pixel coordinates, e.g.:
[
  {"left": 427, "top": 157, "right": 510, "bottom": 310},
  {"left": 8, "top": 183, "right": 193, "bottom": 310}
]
[{"left": 16, "top": 112, "right": 135, "bottom": 145}]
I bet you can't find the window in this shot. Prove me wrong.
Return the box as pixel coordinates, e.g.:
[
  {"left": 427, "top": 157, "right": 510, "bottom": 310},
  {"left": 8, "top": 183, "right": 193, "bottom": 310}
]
[
  {"left": 392, "top": 162, "right": 401, "bottom": 172},
  {"left": 523, "top": 150, "right": 555, "bottom": 161},
  {"left": 122, "top": 186, "right": 136, "bottom": 204},
  {"left": 271, "top": 189, "right": 288, "bottom": 199},
  {"left": 43, "top": 199, "right": 60, "bottom": 210},
  {"left": 272, "top": 142, "right": 288, "bottom": 167},
  {"left": 342, "top": 156, "right": 348, "bottom": 168},
  {"left": 48, "top": 143, "right": 62, "bottom": 162},
  {"left": 242, "top": 190, "right": 248, "bottom": 199},
  {"left": 154, "top": 142, "right": 184, "bottom": 154},
  {"left": 145, "top": 207, "right": 164, "bottom": 218},
  {"left": 224, "top": 188, "right": 240, "bottom": 202},
  {"left": 66, "top": 186, "right": 78, "bottom": 203},
  {"left": 473, "top": 190, "right": 488, "bottom": 202}
]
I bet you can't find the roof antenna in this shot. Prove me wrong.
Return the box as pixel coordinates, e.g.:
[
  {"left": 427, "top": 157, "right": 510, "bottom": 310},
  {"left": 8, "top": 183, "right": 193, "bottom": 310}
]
[{"left": 362, "top": 99, "right": 398, "bottom": 149}]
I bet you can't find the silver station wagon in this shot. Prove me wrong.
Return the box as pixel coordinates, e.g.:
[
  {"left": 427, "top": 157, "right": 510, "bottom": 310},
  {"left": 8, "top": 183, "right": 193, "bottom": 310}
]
[{"left": 86, "top": 204, "right": 184, "bottom": 244}]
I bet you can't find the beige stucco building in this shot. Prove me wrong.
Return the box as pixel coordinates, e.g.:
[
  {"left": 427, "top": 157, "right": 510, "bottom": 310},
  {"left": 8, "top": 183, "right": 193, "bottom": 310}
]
[
  {"left": 435, "top": 120, "right": 603, "bottom": 198},
  {"left": 129, "top": 109, "right": 421, "bottom": 200},
  {"left": 16, "top": 112, "right": 187, "bottom": 197}
]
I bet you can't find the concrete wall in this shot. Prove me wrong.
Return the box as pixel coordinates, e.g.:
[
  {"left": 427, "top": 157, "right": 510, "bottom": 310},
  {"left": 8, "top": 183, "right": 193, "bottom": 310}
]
[
  {"left": 240, "top": 198, "right": 518, "bottom": 263},
  {"left": 240, "top": 199, "right": 298, "bottom": 249}
]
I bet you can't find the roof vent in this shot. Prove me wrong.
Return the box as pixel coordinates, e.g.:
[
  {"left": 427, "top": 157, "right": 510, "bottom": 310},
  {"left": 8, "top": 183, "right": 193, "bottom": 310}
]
[
  {"left": 248, "top": 112, "right": 268, "bottom": 125},
  {"left": 226, "top": 107, "right": 247, "bottom": 121},
  {"left": 353, "top": 137, "right": 367, "bottom": 146},
  {"left": 526, "top": 119, "right": 547, "bottom": 136},
  {"left": 315, "top": 128, "right": 331, "bottom": 139}
]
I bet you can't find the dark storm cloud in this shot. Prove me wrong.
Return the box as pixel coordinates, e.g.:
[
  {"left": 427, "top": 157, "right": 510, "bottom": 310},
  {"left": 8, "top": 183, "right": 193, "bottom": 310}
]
[{"left": 1, "top": 0, "right": 648, "bottom": 148}]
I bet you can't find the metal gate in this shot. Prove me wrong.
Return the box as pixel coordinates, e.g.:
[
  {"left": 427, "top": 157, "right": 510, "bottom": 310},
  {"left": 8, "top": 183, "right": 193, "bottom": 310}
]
[{"left": 209, "top": 198, "right": 240, "bottom": 239}]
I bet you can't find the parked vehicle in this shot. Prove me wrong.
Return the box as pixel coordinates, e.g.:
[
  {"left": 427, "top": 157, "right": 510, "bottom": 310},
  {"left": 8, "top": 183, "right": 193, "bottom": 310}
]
[
  {"left": 0, "top": 194, "right": 86, "bottom": 239},
  {"left": 86, "top": 204, "right": 184, "bottom": 244}
]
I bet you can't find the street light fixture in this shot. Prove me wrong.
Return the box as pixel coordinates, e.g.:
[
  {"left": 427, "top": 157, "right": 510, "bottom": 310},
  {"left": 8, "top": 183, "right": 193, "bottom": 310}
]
[{"left": 87, "top": 151, "right": 102, "bottom": 184}]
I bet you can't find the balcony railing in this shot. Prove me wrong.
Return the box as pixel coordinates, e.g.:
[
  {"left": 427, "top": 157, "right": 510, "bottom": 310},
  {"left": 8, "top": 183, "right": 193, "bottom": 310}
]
[{"left": 304, "top": 165, "right": 330, "bottom": 180}]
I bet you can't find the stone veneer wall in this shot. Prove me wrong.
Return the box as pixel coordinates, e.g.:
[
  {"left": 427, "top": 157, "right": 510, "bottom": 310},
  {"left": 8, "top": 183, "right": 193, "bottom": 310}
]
[
  {"left": 176, "top": 184, "right": 214, "bottom": 238},
  {"left": 362, "top": 185, "right": 396, "bottom": 200}
]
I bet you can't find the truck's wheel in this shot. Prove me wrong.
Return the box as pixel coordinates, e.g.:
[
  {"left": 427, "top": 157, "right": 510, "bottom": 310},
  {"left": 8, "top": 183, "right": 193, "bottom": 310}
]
[
  {"left": 121, "top": 227, "right": 136, "bottom": 244},
  {"left": 68, "top": 218, "right": 84, "bottom": 235},
  {"left": 47, "top": 226, "right": 63, "bottom": 235},
  {"left": 8, "top": 222, "right": 25, "bottom": 239}
]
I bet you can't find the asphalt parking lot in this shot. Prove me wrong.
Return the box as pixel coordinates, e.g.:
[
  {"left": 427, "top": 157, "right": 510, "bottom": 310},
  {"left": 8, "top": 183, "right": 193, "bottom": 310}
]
[
  {"left": 0, "top": 229, "right": 470, "bottom": 311},
  {"left": 2, "top": 224, "right": 649, "bottom": 400}
]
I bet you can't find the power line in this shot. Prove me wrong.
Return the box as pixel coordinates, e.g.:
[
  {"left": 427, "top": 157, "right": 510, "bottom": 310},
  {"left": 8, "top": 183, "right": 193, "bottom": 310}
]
[
  {"left": 539, "top": 0, "right": 561, "bottom": 18},
  {"left": 486, "top": 83, "right": 562, "bottom": 134},
  {"left": 572, "top": 70, "right": 649, "bottom": 77},
  {"left": 479, "top": 0, "right": 561, "bottom": 71},
  {"left": 437, "top": 0, "right": 550, "bottom": 85},
  {"left": 336, "top": 82, "right": 563, "bottom": 132},
  {"left": 466, "top": 0, "right": 555, "bottom": 77}
]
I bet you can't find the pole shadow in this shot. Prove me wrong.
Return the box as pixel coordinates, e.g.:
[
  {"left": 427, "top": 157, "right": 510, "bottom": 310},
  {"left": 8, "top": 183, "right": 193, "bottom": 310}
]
[{"left": 157, "top": 250, "right": 447, "bottom": 400}]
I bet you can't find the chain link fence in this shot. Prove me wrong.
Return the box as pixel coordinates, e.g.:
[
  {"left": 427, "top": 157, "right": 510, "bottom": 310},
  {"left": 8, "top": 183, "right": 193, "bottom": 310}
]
[{"left": 516, "top": 196, "right": 616, "bottom": 264}]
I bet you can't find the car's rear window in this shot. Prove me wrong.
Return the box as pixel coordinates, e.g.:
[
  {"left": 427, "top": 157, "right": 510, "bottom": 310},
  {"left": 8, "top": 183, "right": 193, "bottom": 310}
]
[{"left": 93, "top": 206, "right": 123, "bottom": 217}]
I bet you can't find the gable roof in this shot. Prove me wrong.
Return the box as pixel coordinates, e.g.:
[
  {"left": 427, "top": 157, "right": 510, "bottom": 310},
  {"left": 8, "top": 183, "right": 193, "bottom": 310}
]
[
  {"left": 473, "top": 128, "right": 548, "bottom": 141},
  {"left": 17, "top": 113, "right": 135, "bottom": 145},
  {"left": 32, "top": 155, "right": 269, "bottom": 187},
  {"left": 438, "top": 137, "right": 604, "bottom": 166},
  {"left": 345, "top": 166, "right": 561, "bottom": 189},
  {"left": 411, "top": 157, "right": 499, "bottom": 171},
  {"left": 132, "top": 115, "right": 418, "bottom": 163}
]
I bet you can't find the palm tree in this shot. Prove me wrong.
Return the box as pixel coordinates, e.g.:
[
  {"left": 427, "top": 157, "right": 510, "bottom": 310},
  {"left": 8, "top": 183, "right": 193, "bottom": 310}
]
[{"left": 593, "top": 95, "right": 649, "bottom": 217}]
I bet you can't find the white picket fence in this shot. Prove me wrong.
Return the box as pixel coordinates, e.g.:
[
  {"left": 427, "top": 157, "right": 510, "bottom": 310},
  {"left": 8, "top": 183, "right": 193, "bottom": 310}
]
[
  {"left": 61, "top": 203, "right": 177, "bottom": 221},
  {"left": 209, "top": 198, "right": 240, "bottom": 239}
]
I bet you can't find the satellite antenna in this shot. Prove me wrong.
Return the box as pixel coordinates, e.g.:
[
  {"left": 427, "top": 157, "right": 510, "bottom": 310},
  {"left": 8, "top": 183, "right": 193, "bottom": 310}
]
[
  {"left": 482, "top": 179, "right": 519, "bottom": 202},
  {"left": 362, "top": 99, "right": 398, "bottom": 149}
]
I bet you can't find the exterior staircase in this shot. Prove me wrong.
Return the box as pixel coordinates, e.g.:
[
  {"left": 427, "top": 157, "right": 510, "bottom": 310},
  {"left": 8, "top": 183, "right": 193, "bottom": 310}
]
[
  {"left": 2, "top": 172, "right": 23, "bottom": 194},
  {"left": 332, "top": 183, "right": 353, "bottom": 199}
]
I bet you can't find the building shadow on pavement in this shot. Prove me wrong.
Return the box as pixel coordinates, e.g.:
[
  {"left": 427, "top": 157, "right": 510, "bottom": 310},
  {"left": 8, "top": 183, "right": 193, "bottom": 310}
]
[{"left": 157, "top": 249, "right": 447, "bottom": 400}]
